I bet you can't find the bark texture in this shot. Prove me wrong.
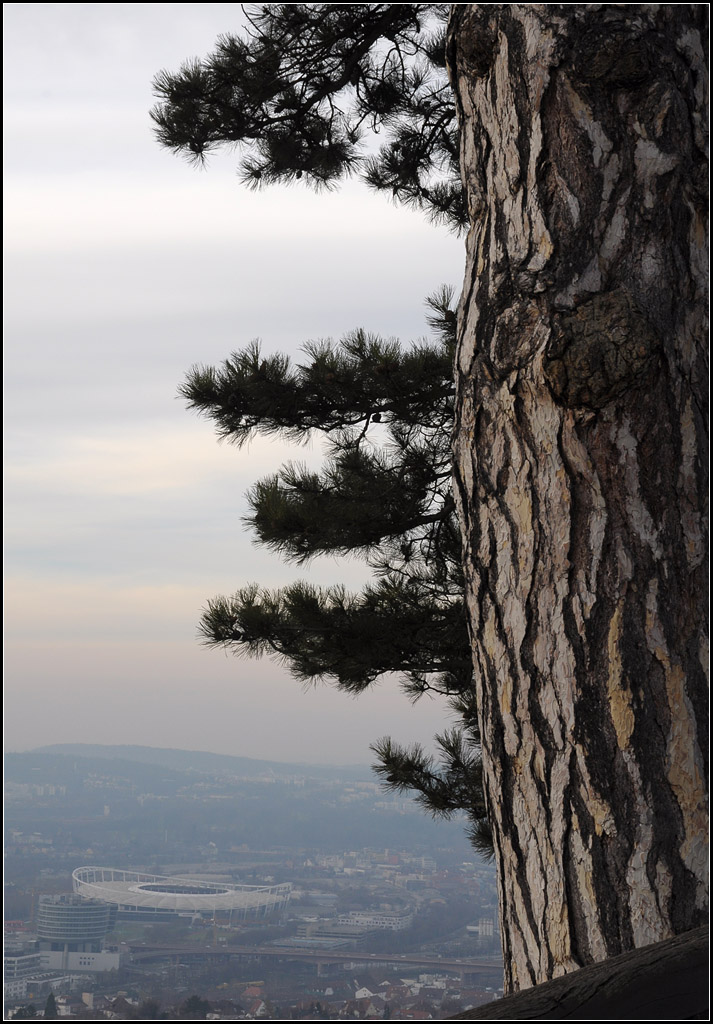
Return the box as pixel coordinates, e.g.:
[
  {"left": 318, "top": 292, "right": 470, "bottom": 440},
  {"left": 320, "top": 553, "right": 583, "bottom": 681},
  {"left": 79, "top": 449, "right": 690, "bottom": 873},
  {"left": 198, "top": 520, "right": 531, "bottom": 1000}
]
[
  {"left": 450, "top": 925, "right": 709, "bottom": 1020},
  {"left": 447, "top": 4, "right": 708, "bottom": 992}
]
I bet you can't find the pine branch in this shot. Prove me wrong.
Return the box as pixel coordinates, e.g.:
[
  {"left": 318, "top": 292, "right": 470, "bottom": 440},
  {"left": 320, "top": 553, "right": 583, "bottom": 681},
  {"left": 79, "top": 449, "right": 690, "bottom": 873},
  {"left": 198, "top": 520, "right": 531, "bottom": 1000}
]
[
  {"left": 179, "top": 330, "right": 454, "bottom": 447},
  {"left": 176, "top": 275, "right": 489, "bottom": 852},
  {"left": 199, "top": 577, "right": 472, "bottom": 693},
  {"left": 151, "top": 4, "right": 466, "bottom": 230},
  {"left": 245, "top": 451, "right": 455, "bottom": 563},
  {"left": 157, "top": 8, "right": 492, "bottom": 856},
  {"left": 370, "top": 730, "right": 492, "bottom": 855}
]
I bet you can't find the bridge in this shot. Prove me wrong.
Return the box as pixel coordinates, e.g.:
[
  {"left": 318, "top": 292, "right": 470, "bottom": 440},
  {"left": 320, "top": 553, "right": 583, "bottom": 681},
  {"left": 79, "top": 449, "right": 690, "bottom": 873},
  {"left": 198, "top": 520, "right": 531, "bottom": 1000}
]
[{"left": 127, "top": 942, "right": 503, "bottom": 980}]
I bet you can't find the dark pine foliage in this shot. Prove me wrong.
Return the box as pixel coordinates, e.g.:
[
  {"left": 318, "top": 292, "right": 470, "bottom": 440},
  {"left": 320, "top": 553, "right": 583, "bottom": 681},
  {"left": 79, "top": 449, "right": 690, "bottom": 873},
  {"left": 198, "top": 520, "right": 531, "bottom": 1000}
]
[
  {"left": 151, "top": 3, "right": 466, "bottom": 231},
  {"left": 181, "top": 290, "right": 491, "bottom": 856},
  {"left": 158, "top": 4, "right": 491, "bottom": 855}
]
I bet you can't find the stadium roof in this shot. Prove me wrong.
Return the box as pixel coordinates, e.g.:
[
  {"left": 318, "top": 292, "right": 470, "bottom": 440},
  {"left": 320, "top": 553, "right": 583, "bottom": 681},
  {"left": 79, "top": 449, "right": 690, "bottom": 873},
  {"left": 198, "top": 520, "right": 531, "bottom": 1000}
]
[{"left": 73, "top": 866, "right": 291, "bottom": 915}]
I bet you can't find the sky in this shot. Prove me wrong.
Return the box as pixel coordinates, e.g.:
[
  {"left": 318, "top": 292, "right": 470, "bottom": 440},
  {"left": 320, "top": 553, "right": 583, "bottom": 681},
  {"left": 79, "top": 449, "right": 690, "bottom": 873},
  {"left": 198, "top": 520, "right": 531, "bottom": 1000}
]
[{"left": 4, "top": 3, "right": 467, "bottom": 764}]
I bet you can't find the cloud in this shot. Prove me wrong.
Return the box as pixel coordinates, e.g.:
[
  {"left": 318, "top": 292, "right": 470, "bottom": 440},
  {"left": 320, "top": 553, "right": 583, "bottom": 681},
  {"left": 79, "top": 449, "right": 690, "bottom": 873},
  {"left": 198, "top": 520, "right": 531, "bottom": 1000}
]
[
  {"left": 4, "top": 4, "right": 464, "bottom": 763},
  {"left": 5, "top": 423, "right": 291, "bottom": 499}
]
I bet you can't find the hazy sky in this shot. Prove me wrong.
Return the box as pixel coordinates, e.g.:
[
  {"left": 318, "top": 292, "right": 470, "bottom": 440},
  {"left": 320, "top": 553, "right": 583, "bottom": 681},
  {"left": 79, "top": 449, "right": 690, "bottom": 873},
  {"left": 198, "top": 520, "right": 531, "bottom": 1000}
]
[{"left": 5, "top": 3, "right": 466, "bottom": 764}]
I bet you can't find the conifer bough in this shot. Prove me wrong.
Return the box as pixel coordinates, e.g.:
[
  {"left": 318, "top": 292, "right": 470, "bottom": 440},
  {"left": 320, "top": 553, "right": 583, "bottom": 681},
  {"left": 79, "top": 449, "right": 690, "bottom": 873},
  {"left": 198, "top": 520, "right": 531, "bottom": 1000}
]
[
  {"left": 151, "top": 3, "right": 465, "bottom": 230},
  {"left": 181, "top": 294, "right": 491, "bottom": 857}
]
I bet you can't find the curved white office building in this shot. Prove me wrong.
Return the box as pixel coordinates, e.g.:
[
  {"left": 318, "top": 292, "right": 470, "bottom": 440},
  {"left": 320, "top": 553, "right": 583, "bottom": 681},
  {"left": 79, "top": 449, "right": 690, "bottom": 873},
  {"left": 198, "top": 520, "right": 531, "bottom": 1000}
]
[
  {"left": 36, "top": 893, "right": 121, "bottom": 973},
  {"left": 73, "top": 866, "right": 291, "bottom": 923}
]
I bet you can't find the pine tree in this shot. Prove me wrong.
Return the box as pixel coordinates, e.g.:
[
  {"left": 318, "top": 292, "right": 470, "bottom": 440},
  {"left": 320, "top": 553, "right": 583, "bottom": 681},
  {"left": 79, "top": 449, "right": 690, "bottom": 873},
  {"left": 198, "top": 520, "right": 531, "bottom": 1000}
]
[
  {"left": 181, "top": 288, "right": 490, "bottom": 854},
  {"left": 155, "top": 2, "right": 708, "bottom": 994}
]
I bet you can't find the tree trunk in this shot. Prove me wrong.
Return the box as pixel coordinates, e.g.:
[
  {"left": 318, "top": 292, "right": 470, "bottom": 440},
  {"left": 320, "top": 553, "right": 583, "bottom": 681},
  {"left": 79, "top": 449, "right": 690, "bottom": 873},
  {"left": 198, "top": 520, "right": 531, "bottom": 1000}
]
[
  {"left": 451, "top": 925, "right": 709, "bottom": 1020},
  {"left": 447, "top": 4, "right": 708, "bottom": 992}
]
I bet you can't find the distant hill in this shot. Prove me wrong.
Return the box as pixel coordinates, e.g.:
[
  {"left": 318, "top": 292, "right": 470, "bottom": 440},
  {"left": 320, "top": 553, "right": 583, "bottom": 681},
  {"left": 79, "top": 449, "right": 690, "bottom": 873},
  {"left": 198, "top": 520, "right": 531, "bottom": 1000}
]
[
  {"left": 6, "top": 745, "right": 474, "bottom": 857},
  {"left": 30, "top": 743, "right": 372, "bottom": 782}
]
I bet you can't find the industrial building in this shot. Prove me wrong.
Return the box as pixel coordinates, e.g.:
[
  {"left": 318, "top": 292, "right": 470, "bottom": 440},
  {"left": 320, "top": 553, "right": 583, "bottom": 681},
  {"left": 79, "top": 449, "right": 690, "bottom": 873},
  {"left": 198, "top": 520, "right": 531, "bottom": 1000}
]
[{"left": 36, "top": 894, "right": 121, "bottom": 973}]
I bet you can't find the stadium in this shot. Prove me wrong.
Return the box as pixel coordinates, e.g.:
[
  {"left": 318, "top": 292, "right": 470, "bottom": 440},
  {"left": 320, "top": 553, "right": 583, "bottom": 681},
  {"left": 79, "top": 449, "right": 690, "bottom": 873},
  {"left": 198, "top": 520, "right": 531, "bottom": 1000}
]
[{"left": 72, "top": 866, "right": 291, "bottom": 924}]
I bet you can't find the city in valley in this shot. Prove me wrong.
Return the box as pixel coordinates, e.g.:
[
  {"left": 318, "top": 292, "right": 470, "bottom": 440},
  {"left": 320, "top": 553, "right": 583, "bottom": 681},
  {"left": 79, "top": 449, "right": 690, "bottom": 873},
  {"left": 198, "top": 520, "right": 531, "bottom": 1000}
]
[{"left": 5, "top": 745, "right": 503, "bottom": 1020}]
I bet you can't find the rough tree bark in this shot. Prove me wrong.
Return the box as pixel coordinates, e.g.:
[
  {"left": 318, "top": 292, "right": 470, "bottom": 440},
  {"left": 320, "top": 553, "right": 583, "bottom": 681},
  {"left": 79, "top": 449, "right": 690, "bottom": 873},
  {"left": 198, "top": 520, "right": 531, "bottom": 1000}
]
[
  {"left": 447, "top": 4, "right": 708, "bottom": 992},
  {"left": 453, "top": 925, "right": 709, "bottom": 1020}
]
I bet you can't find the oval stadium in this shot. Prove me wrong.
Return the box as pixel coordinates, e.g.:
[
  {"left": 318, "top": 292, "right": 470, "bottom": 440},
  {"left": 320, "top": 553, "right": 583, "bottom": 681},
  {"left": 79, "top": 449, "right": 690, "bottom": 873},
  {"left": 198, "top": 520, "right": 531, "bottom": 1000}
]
[{"left": 73, "top": 866, "right": 291, "bottom": 924}]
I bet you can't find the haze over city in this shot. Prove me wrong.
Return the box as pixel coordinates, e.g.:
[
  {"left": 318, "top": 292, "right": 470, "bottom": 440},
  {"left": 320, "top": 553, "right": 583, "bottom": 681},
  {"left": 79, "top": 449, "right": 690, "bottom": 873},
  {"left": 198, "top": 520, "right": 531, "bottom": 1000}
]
[{"left": 5, "top": 3, "right": 465, "bottom": 763}]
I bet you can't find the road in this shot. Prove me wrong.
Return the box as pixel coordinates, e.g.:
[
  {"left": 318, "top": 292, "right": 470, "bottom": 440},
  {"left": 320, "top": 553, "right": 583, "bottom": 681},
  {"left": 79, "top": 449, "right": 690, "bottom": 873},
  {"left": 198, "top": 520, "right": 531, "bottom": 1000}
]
[{"left": 128, "top": 941, "right": 503, "bottom": 976}]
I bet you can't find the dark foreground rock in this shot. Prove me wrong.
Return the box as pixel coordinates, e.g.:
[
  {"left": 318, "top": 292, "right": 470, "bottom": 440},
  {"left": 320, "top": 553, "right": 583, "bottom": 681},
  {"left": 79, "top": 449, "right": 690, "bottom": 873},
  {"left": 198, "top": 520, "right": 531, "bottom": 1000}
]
[{"left": 450, "top": 925, "right": 708, "bottom": 1020}]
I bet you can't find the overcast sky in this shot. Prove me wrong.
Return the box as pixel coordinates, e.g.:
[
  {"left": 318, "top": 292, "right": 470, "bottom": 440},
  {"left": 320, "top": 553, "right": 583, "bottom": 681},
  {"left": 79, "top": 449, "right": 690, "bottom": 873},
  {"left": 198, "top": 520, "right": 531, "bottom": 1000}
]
[{"left": 4, "top": 3, "right": 466, "bottom": 764}]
